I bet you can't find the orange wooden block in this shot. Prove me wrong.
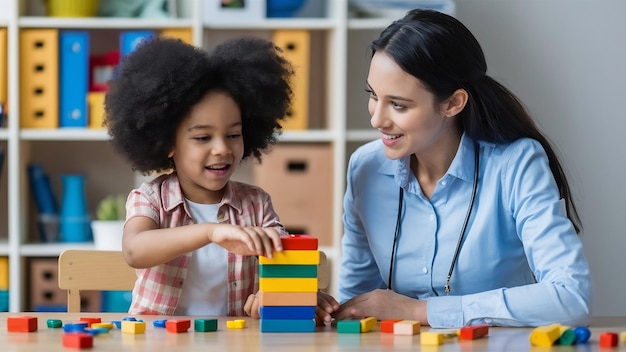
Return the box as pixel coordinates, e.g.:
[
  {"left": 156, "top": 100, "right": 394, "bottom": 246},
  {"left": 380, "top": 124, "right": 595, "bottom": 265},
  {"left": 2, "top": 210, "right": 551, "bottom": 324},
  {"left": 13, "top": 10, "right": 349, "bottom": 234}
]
[
  {"left": 281, "top": 234, "right": 318, "bottom": 250},
  {"left": 459, "top": 324, "right": 489, "bottom": 339},
  {"left": 62, "top": 332, "right": 93, "bottom": 349},
  {"left": 7, "top": 316, "right": 38, "bottom": 332},
  {"left": 257, "top": 291, "right": 317, "bottom": 306},
  {"left": 79, "top": 317, "right": 101, "bottom": 327},
  {"left": 380, "top": 319, "right": 402, "bottom": 333},
  {"left": 393, "top": 320, "right": 420, "bottom": 335},
  {"left": 166, "top": 319, "right": 191, "bottom": 333}
]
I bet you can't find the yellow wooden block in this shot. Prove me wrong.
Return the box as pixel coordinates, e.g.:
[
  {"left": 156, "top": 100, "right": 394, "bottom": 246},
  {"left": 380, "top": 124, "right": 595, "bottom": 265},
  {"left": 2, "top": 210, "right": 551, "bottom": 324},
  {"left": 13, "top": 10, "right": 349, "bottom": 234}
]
[
  {"left": 88, "top": 92, "right": 105, "bottom": 129},
  {"left": 121, "top": 321, "right": 146, "bottom": 334},
  {"left": 0, "top": 257, "right": 8, "bottom": 290},
  {"left": 19, "top": 29, "right": 59, "bottom": 128},
  {"left": 91, "top": 323, "right": 114, "bottom": 330},
  {"left": 259, "top": 277, "right": 318, "bottom": 292},
  {"left": 259, "top": 250, "right": 319, "bottom": 265},
  {"left": 529, "top": 324, "right": 561, "bottom": 347},
  {"left": 621, "top": 331, "right": 626, "bottom": 343},
  {"left": 0, "top": 28, "right": 7, "bottom": 109},
  {"left": 226, "top": 319, "right": 246, "bottom": 329},
  {"left": 160, "top": 28, "right": 193, "bottom": 45},
  {"left": 394, "top": 320, "right": 421, "bottom": 335},
  {"left": 272, "top": 30, "right": 309, "bottom": 130},
  {"left": 360, "top": 317, "right": 377, "bottom": 333},
  {"left": 421, "top": 332, "right": 444, "bottom": 345}
]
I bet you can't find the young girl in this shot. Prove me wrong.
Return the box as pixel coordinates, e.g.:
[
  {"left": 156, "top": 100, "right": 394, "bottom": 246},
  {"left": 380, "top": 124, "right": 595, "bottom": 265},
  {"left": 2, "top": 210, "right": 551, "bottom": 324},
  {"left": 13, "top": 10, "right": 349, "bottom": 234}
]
[
  {"left": 104, "top": 36, "right": 293, "bottom": 316},
  {"left": 322, "top": 9, "right": 592, "bottom": 328}
]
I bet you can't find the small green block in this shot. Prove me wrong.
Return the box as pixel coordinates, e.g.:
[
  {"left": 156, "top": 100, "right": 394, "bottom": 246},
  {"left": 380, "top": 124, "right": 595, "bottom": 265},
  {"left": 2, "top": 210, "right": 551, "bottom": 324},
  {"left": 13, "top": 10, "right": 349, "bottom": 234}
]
[
  {"left": 558, "top": 329, "right": 577, "bottom": 345},
  {"left": 194, "top": 318, "right": 218, "bottom": 332},
  {"left": 47, "top": 319, "right": 63, "bottom": 328},
  {"left": 337, "top": 320, "right": 361, "bottom": 333}
]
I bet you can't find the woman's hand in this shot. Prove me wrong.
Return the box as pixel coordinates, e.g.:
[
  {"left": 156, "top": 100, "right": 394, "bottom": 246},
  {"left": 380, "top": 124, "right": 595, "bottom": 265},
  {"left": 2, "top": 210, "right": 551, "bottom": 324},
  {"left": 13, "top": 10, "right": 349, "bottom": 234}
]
[
  {"left": 316, "top": 291, "right": 340, "bottom": 326},
  {"left": 333, "top": 289, "right": 428, "bottom": 324},
  {"left": 210, "top": 224, "right": 283, "bottom": 258}
]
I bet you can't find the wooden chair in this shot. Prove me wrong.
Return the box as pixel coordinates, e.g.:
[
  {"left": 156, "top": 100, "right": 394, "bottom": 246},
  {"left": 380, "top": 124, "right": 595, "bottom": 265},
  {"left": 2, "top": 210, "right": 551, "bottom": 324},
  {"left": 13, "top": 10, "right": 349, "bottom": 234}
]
[
  {"left": 58, "top": 249, "right": 331, "bottom": 312},
  {"left": 57, "top": 249, "right": 137, "bottom": 313}
]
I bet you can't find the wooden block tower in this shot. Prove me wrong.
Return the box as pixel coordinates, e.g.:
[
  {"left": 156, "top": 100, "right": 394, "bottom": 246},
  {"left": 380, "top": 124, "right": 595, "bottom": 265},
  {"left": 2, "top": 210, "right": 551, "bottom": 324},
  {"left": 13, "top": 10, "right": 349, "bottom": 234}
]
[{"left": 259, "top": 234, "right": 319, "bottom": 333}]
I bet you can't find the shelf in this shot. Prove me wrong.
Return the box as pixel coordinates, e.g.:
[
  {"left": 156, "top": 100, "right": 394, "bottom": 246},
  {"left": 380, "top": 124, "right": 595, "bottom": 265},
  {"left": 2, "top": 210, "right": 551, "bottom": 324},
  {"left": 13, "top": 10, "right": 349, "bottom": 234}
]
[
  {"left": 0, "top": 239, "right": 8, "bottom": 256},
  {"left": 19, "top": 17, "right": 193, "bottom": 29},
  {"left": 0, "top": 129, "right": 8, "bottom": 140},
  {"left": 278, "top": 130, "right": 336, "bottom": 143},
  {"left": 20, "top": 242, "right": 96, "bottom": 257},
  {"left": 348, "top": 18, "right": 394, "bottom": 30},
  {"left": 346, "top": 129, "right": 379, "bottom": 142},
  {"left": 204, "top": 18, "right": 336, "bottom": 30},
  {"left": 19, "top": 129, "right": 109, "bottom": 141}
]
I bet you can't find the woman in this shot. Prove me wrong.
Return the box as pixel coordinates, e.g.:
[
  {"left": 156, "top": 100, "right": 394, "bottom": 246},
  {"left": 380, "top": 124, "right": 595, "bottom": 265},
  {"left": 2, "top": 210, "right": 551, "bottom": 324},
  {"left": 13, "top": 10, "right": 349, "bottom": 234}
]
[{"left": 328, "top": 9, "right": 591, "bottom": 328}]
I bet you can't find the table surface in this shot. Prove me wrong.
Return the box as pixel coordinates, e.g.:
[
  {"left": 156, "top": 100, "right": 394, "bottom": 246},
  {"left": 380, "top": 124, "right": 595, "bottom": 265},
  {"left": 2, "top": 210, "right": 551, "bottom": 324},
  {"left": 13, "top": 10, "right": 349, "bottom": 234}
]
[{"left": 1, "top": 313, "right": 625, "bottom": 351}]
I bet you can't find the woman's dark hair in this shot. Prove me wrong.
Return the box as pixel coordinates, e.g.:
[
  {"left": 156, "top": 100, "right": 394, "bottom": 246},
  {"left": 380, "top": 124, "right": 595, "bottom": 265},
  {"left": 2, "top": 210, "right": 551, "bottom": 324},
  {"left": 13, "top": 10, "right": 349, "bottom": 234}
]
[
  {"left": 371, "top": 9, "right": 581, "bottom": 232},
  {"left": 105, "top": 36, "right": 293, "bottom": 174}
]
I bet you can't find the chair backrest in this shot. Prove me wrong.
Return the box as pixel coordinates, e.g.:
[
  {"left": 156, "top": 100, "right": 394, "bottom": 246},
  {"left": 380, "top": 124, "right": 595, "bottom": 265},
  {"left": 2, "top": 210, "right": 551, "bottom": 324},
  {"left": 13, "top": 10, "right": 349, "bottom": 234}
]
[{"left": 57, "top": 249, "right": 137, "bottom": 312}]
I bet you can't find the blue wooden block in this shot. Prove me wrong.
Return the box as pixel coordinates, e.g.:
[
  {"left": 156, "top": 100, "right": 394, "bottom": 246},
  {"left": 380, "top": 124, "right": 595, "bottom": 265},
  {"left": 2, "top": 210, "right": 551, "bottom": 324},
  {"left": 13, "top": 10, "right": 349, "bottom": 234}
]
[
  {"left": 259, "top": 306, "right": 315, "bottom": 320},
  {"left": 260, "top": 319, "right": 315, "bottom": 333}
]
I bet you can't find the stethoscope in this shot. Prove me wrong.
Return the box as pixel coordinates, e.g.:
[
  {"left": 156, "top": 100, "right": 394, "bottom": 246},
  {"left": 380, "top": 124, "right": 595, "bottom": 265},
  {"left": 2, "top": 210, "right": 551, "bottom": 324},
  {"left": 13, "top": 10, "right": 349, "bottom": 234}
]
[{"left": 387, "top": 141, "right": 480, "bottom": 295}]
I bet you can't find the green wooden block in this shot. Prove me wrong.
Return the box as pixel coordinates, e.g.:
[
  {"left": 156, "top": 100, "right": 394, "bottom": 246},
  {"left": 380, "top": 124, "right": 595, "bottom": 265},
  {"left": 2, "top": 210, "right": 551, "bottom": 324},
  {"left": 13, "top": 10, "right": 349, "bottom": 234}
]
[
  {"left": 259, "top": 264, "right": 317, "bottom": 278},
  {"left": 337, "top": 320, "right": 361, "bottom": 333},
  {"left": 194, "top": 318, "right": 217, "bottom": 332}
]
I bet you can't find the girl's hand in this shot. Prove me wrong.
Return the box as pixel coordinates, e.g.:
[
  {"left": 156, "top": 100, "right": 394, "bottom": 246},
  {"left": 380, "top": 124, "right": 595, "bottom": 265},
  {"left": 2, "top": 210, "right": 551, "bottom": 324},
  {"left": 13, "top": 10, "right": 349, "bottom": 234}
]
[
  {"left": 209, "top": 224, "right": 283, "bottom": 258},
  {"left": 244, "top": 293, "right": 260, "bottom": 319},
  {"left": 316, "top": 291, "right": 340, "bottom": 326}
]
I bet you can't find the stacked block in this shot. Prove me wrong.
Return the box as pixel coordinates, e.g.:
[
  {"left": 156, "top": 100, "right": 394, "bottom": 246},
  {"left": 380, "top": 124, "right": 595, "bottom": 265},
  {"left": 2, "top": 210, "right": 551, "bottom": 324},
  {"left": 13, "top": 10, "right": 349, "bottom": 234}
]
[{"left": 259, "top": 234, "right": 319, "bottom": 333}]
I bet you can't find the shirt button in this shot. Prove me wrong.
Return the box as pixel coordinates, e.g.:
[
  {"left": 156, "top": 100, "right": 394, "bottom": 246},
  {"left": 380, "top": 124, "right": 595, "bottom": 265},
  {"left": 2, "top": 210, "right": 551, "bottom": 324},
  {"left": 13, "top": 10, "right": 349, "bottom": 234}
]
[
  {"left": 441, "top": 180, "right": 447, "bottom": 186},
  {"left": 422, "top": 267, "right": 428, "bottom": 274}
]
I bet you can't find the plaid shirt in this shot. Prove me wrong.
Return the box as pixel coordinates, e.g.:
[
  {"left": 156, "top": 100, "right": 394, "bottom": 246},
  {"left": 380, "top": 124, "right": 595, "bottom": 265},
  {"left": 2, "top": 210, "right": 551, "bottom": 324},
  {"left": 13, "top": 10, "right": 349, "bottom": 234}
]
[{"left": 125, "top": 172, "right": 286, "bottom": 316}]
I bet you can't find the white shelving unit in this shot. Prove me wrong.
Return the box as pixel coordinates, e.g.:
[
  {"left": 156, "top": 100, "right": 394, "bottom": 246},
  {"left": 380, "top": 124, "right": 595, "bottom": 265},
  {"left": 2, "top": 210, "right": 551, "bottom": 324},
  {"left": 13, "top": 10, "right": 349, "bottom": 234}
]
[{"left": 0, "top": 0, "right": 397, "bottom": 312}]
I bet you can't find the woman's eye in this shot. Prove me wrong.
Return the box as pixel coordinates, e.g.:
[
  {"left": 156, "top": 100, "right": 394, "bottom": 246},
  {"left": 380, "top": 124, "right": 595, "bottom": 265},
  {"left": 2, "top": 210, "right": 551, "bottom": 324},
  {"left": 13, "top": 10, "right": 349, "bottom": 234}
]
[
  {"left": 365, "top": 88, "right": 377, "bottom": 99},
  {"left": 391, "top": 101, "right": 405, "bottom": 110}
]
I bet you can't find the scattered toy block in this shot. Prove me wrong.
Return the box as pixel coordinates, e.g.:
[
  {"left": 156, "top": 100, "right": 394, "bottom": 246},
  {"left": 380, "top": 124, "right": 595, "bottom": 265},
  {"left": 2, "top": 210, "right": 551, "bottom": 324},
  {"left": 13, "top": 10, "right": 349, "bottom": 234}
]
[
  {"left": 194, "top": 318, "right": 217, "bottom": 332},
  {"left": 111, "top": 321, "right": 122, "bottom": 329},
  {"left": 459, "top": 324, "right": 489, "bottom": 340},
  {"left": 63, "top": 322, "right": 88, "bottom": 333},
  {"left": 360, "top": 317, "right": 377, "bottom": 333},
  {"left": 529, "top": 324, "right": 561, "bottom": 347},
  {"left": 260, "top": 319, "right": 315, "bottom": 332},
  {"left": 226, "top": 319, "right": 246, "bottom": 329},
  {"left": 556, "top": 326, "right": 576, "bottom": 345},
  {"left": 573, "top": 326, "right": 591, "bottom": 343},
  {"left": 393, "top": 320, "right": 420, "bottom": 335},
  {"left": 153, "top": 319, "right": 167, "bottom": 328},
  {"left": 7, "top": 316, "right": 38, "bottom": 332},
  {"left": 257, "top": 291, "right": 317, "bottom": 306},
  {"left": 280, "top": 234, "right": 318, "bottom": 250},
  {"left": 260, "top": 305, "right": 315, "bottom": 320},
  {"left": 380, "top": 319, "right": 402, "bottom": 333},
  {"left": 121, "top": 321, "right": 146, "bottom": 334},
  {"left": 91, "top": 323, "right": 114, "bottom": 330},
  {"left": 62, "top": 332, "right": 93, "bottom": 349},
  {"left": 599, "top": 332, "right": 618, "bottom": 348},
  {"left": 79, "top": 317, "right": 101, "bottom": 327},
  {"left": 621, "top": 331, "right": 626, "bottom": 344},
  {"left": 337, "top": 319, "right": 361, "bottom": 333},
  {"left": 166, "top": 319, "right": 191, "bottom": 333},
  {"left": 259, "top": 250, "right": 319, "bottom": 265},
  {"left": 85, "top": 327, "right": 109, "bottom": 336},
  {"left": 259, "top": 277, "right": 318, "bottom": 292},
  {"left": 259, "top": 264, "right": 317, "bottom": 278},
  {"left": 421, "top": 332, "right": 448, "bottom": 345},
  {"left": 47, "top": 319, "right": 63, "bottom": 329}
]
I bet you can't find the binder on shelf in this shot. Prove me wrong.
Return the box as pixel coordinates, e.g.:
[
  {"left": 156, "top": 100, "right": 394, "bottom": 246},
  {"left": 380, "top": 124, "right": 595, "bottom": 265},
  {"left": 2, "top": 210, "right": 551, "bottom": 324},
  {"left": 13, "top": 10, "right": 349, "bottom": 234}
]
[
  {"left": 88, "top": 91, "right": 105, "bottom": 129},
  {"left": 27, "top": 163, "right": 60, "bottom": 242},
  {"left": 160, "top": 28, "right": 193, "bottom": 45},
  {"left": 60, "top": 31, "right": 89, "bottom": 128},
  {"left": 0, "top": 28, "right": 7, "bottom": 112},
  {"left": 19, "top": 29, "right": 59, "bottom": 129},
  {"left": 0, "top": 256, "right": 7, "bottom": 290},
  {"left": 272, "top": 30, "right": 310, "bottom": 130},
  {"left": 120, "top": 31, "right": 154, "bottom": 57}
]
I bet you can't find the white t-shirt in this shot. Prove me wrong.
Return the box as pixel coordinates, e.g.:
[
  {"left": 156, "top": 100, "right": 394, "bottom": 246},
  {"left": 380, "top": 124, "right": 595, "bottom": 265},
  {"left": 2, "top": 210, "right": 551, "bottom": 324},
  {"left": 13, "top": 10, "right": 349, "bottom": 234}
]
[{"left": 173, "top": 200, "right": 228, "bottom": 316}]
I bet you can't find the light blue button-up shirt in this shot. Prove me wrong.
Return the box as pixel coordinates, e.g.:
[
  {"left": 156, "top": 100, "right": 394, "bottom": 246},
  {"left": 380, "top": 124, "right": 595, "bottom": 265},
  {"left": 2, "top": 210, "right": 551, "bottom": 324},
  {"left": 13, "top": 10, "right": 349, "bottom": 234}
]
[{"left": 339, "top": 134, "right": 592, "bottom": 328}]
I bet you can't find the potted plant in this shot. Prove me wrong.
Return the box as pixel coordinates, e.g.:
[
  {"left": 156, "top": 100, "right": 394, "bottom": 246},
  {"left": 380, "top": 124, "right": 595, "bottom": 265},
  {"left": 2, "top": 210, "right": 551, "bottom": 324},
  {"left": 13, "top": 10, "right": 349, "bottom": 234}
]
[{"left": 90, "top": 194, "right": 126, "bottom": 250}]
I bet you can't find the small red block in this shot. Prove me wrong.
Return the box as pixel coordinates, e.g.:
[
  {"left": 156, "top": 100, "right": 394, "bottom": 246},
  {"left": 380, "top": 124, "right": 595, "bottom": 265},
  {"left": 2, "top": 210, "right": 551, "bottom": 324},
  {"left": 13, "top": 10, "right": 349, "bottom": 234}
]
[
  {"left": 166, "top": 319, "right": 191, "bottom": 333},
  {"left": 281, "top": 234, "right": 318, "bottom": 250},
  {"left": 79, "top": 317, "right": 102, "bottom": 328},
  {"left": 63, "top": 332, "right": 94, "bottom": 349},
  {"left": 599, "top": 332, "right": 618, "bottom": 348},
  {"left": 380, "top": 319, "right": 402, "bottom": 333},
  {"left": 459, "top": 324, "right": 489, "bottom": 340},
  {"left": 7, "top": 316, "right": 38, "bottom": 332}
]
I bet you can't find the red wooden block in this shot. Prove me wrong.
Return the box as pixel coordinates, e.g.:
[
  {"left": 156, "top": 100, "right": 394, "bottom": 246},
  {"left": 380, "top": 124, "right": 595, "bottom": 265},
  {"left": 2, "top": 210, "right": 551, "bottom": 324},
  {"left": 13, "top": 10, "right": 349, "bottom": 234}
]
[
  {"left": 166, "top": 319, "right": 191, "bottom": 333},
  {"left": 79, "top": 317, "right": 101, "bottom": 327},
  {"left": 63, "top": 332, "right": 94, "bottom": 349},
  {"left": 281, "top": 234, "right": 318, "bottom": 250},
  {"left": 380, "top": 319, "right": 402, "bottom": 333},
  {"left": 599, "top": 332, "right": 618, "bottom": 348},
  {"left": 459, "top": 324, "right": 489, "bottom": 340},
  {"left": 7, "top": 316, "right": 38, "bottom": 332}
]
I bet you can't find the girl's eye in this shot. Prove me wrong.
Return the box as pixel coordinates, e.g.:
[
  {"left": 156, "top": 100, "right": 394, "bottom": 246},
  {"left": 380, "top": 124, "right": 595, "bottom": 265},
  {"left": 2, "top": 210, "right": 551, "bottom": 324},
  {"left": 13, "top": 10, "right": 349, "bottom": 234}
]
[
  {"left": 227, "top": 133, "right": 242, "bottom": 140},
  {"left": 194, "top": 136, "right": 210, "bottom": 141}
]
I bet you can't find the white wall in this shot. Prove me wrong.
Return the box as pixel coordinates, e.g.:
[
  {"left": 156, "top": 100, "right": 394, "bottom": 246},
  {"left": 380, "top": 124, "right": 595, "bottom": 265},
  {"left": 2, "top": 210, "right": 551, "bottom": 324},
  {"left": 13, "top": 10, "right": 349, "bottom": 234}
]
[{"left": 455, "top": 0, "right": 626, "bottom": 317}]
